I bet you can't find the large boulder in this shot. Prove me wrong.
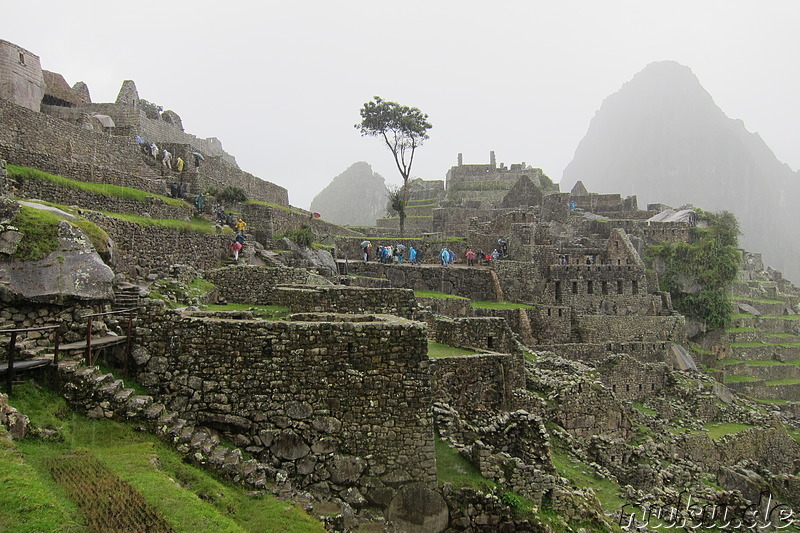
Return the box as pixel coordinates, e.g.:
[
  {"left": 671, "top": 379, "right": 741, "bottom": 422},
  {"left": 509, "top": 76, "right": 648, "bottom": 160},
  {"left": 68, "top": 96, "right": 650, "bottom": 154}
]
[
  {"left": 386, "top": 483, "right": 449, "bottom": 533},
  {"left": 0, "top": 219, "right": 114, "bottom": 303}
]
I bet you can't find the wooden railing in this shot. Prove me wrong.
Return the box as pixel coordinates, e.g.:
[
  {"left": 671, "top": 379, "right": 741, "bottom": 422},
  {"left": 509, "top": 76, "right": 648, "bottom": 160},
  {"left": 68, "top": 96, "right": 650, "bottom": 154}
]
[
  {"left": 0, "top": 324, "right": 62, "bottom": 395},
  {"left": 82, "top": 308, "right": 137, "bottom": 372}
]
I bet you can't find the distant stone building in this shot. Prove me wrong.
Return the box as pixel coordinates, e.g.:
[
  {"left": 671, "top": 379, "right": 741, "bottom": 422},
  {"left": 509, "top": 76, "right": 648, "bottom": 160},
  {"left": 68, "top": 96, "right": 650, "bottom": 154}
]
[{"left": 0, "top": 40, "right": 45, "bottom": 112}]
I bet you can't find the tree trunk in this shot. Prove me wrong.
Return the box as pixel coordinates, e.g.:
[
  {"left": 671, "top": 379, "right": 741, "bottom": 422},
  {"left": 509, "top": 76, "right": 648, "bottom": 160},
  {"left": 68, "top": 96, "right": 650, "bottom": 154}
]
[{"left": 399, "top": 180, "right": 409, "bottom": 237}]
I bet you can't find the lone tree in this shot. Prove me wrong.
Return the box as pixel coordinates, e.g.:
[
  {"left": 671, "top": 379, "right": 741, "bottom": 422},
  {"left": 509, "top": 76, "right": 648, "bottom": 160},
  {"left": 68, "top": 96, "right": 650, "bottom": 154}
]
[{"left": 355, "top": 96, "right": 431, "bottom": 236}]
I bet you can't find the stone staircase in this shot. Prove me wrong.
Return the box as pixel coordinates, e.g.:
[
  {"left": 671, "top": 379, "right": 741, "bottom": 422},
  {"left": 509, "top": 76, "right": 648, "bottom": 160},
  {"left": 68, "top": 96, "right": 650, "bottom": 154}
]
[
  {"left": 55, "top": 359, "right": 280, "bottom": 491},
  {"left": 113, "top": 282, "right": 141, "bottom": 313}
]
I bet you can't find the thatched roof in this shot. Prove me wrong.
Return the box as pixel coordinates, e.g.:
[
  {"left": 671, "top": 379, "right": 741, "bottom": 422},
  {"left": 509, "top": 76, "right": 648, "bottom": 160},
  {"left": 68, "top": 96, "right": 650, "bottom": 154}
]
[{"left": 42, "top": 70, "right": 81, "bottom": 107}]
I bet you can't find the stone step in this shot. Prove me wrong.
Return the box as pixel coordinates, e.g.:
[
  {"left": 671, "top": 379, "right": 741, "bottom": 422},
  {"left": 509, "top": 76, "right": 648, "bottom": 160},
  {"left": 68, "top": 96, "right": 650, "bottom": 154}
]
[
  {"left": 113, "top": 388, "right": 135, "bottom": 404},
  {"left": 98, "top": 379, "right": 124, "bottom": 397},
  {"left": 125, "top": 395, "right": 153, "bottom": 415},
  {"left": 144, "top": 403, "right": 166, "bottom": 420}
]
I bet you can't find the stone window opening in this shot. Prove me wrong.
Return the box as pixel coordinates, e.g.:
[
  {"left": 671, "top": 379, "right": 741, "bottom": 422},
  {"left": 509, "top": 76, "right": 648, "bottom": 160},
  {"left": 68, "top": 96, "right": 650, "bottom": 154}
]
[
  {"left": 612, "top": 384, "right": 617, "bottom": 392},
  {"left": 617, "top": 280, "right": 624, "bottom": 294},
  {"left": 572, "top": 281, "right": 578, "bottom": 294},
  {"left": 602, "top": 280, "right": 608, "bottom": 295},
  {"left": 638, "top": 383, "right": 642, "bottom": 392},
  {"left": 555, "top": 281, "right": 562, "bottom": 303},
  {"left": 558, "top": 308, "right": 563, "bottom": 317},
  {"left": 18, "top": 52, "right": 25, "bottom": 65},
  {"left": 651, "top": 383, "right": 655, "bottom": 390},
  {"left": 347, "top": 342, "right": 355, "bottom": 352},
  {"left": 547, "top": 308, "right": 552, "bottom": 317},
  {"left": 625, "top": 384, "right": 630, "bottom": 392},
  {"left": 587, "top": 280, "right": 593, "bottom": 294},
  {"left": 487, "top": 336, "right": 494, "bottom": 350},
  {"left": 632, "top": 280, "right": 639, "bottom": 295}
]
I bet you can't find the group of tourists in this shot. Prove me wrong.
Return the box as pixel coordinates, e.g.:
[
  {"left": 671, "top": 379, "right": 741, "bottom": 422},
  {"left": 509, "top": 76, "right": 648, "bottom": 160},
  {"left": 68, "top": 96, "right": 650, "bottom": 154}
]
[
  {"left": 134, "top": 136, "right": 203, "bottom": 177},
  {"left": 361, "top": 242, "right": 422, "bottom": 264},
  {"left": 228, "top": 218, "right": 248, "bottom": 261}
]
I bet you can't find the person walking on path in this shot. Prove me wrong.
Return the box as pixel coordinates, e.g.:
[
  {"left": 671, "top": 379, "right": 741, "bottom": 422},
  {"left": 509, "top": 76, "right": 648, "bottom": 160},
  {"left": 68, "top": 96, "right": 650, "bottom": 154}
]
[
  {"left": 440, "top": 248, "right": 449, "bottom": 266},
  {"left": 235, "top": 218, "right": 247, "bottom": 238},
  {"left": 466, "top": 248, "right": 476, "bottom": 266},
  {"left": 229, "top": 240, "right": 242, "bottom": 261}
]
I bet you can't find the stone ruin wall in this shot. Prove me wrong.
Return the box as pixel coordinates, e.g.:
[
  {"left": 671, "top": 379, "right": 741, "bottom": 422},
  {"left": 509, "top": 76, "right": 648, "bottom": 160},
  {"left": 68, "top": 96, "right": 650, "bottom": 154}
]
[
  {"left": 10, "top": 173, "right": 193, "bottom": 220},
  {"left": 133, "top": 305, "right": 437, "bottom": 490},
  {"left": 240, "top": 203, "right": 363, "bottom": 247},
  {"left": 82, "top": 212, "right": 231, "bottom": 278},
  {"left": 272, "top": 286, "right": 417, "bottom": 319},
  {"left": 549, "top": 341, "right": 674, "bottom": 365},
  {"left": 429, "top": 316, "right": 518, "bottom": 355},
  {"left": 0, "top": 97, "right": 163, "bottom": 192},
  {"left": 430, "top": 353, "right": 525, "bottom": 417},
  {"left": 0, "top": 98, "right": 289, "bottom": 206},
  {"left": 0, "top": 41, "right": 45, "bottom": 112},
  {"left": 203, "top": 265, "right": 310, "bottom": 305},
  {"left": 543, "top": 264, "right": 660, "bottom": 314},
  {"left": 576, "top": 314, "right": 685, "bottom": 343},
  {"left": 597, "top": 355, "right": 671, "bottom": 402},
  {"left": 0, "top": 301, "right": 109, "bottom": 358},
  {"left": 344, "top": 262, "right": 502, "bottom": 302}
]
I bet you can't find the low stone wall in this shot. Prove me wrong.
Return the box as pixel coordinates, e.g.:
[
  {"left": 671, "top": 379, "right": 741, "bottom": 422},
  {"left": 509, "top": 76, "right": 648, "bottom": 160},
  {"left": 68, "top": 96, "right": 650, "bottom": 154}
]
[
  {"left": 597, "top": 354, "right": 671, "bottom": 402},
  {"left": 730, "top": 343, "right": 800, "bottom": 362},
  {"left": 529, "top": 306, "right": 572, "bottom": 344},
  {"left": 416, "top": 296, "right": 472, "bottom": 318},
  {"left": 83, "top": 212, "right": 231, "bottom": 278},
  {"left": 133, "top": 304, "right": 437, "bottom": 492},
  {"left": 473, "top": 307, "right": 537, "bottom": 346},
  {"left": 10, "top": 171, "right": 192, "bottom": 219},
  {"left": 678, "top": 427, "right": 800, "bottom": 475},
  {"left": 203, "top": 265, "right": 310, "bottom": 305},
  {"left": 344, "top": 262, "right": 503, "bottom": 302},
  {"left": 273, "top": 286, "right": 417, "bottom": 318},
  {"left": 240, "top": 203, "right": 363, "bottom": 246},
  {"left": 575, "top": 315, "right": 685, "bottom": 343},
  {"left": 724, "top": 362, "right": 800, "bottom": 381},
  {"left": 430, "top": 316, "right": 518, "bottom": 355},
  {"left": 725, "top": 381, "right": 800, "bottom": 402},
  {"left": 550, "top": 342, "right": 673, "bottom": 366},
  {"left": 430, "top": 353, "right": 524, "bottom": 414},
  {"left": 0, "top": 301, "right": 109, "bottom": 355}
]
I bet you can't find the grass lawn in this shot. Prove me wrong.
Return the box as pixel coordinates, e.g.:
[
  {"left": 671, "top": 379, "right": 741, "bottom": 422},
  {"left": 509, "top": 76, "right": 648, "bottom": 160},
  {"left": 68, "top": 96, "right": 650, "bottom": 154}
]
[
  {"left": 765, "top": 378, "right": 800, "bottom": 386},
  {"left": 632, "top": 402, "right": 657, "bottom": 416},
  {"left": 414, "top": 290, "right": 468, "bottom": 300},
  {"left": 723, "top": 375, "right": 761, "bottom": 383},
  {"left": 7, "top": 383, "right": 324, "bottom": 533},
  {"left": 470, "top": 301, "right": 535, "bottom": 310},
  {"left": 435, "top": 435, "right": 494, "bottom": 490},
  {"left": 202, "top": 303, "right": 289, "bottom": 320},
  {"left": 427, "top": 341, "right": 479, "bottom": 358},
  {"left": 8, "top": 165, "right": 187, "bottom": 208},
  {"left": 703, "top": 422, "right": 754, "bottom": 440}
]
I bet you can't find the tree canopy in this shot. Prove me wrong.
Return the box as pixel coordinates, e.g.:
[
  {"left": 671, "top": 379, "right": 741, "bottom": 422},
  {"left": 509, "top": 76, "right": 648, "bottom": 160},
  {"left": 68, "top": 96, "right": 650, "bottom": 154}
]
[{"left": 355, "top": 96, "right": 431, "bottom": 235}]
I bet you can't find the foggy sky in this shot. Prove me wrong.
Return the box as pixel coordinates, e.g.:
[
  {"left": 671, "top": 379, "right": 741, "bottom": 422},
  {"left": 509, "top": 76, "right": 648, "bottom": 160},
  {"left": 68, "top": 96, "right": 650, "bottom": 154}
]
[{"left": 4, "top": 1, "right": 798, "bottom": 210}]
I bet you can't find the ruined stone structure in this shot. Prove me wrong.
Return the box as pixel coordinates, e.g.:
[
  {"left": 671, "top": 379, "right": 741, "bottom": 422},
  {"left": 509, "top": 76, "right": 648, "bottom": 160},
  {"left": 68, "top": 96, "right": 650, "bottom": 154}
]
[{"left": 133, "top": 304, "right": 437, "bottom": 497}]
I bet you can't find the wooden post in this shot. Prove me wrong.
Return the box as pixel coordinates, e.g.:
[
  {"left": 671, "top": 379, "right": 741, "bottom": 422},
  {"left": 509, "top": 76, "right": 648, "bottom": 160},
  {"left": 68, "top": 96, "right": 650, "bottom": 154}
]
[
  {"left": 124, "top": 311, "right": 133, "bottom": 377},
  {"left": 85, "top": 316, "right": 93, "bottom": 366},
  {"left": 6, "top": 332, "right": 16, "bottom": 396},
  {"left": 52, "top": 328, "right": 61, "bottom": 387}
]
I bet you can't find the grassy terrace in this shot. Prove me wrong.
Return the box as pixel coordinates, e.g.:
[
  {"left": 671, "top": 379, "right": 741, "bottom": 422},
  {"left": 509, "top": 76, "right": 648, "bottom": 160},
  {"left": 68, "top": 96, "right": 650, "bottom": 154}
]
[
  {"left": 202, "top": 303, "right": 290, "bottom": 320},
  {"left": 470, "top": 300, "right": 535, "bottom": 310},
  {"left": 427, "top": 340, "right": 479, "bottom": 358},
  {"left": 3, "top": 383, "right": 324, "bottom": 532},
  {"left": 703, "top": 422, "right": 754, "bottom": 440},
  {"left": 414, "top": 290, "right": 468, "bottom": 300},
  {"left": 11, "top": 204, "right": 111, "bottom": 261},
  {"left": 723, "top": 375, "right": 761, "bottom": 383},
  {"left": 9, "top": 165, "right": 187, "bottom": 208}
]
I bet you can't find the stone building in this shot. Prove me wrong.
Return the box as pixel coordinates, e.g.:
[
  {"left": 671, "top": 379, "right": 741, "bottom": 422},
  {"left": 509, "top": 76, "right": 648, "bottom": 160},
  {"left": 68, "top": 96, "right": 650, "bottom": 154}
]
[{"left": 0, "top": 40, "right": 45, "bottom": 112}]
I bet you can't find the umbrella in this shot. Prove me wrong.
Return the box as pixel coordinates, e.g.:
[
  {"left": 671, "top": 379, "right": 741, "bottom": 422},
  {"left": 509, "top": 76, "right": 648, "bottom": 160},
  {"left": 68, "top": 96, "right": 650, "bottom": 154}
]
[
  {"left": 360, "top": 241, "right": 371, "bottom": 248},
  {"left": 396, "top": 244, "right": 406, "bottom": 252},
  {"left": 191, "top": 152, "right": 205, "bottom": 161}
]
